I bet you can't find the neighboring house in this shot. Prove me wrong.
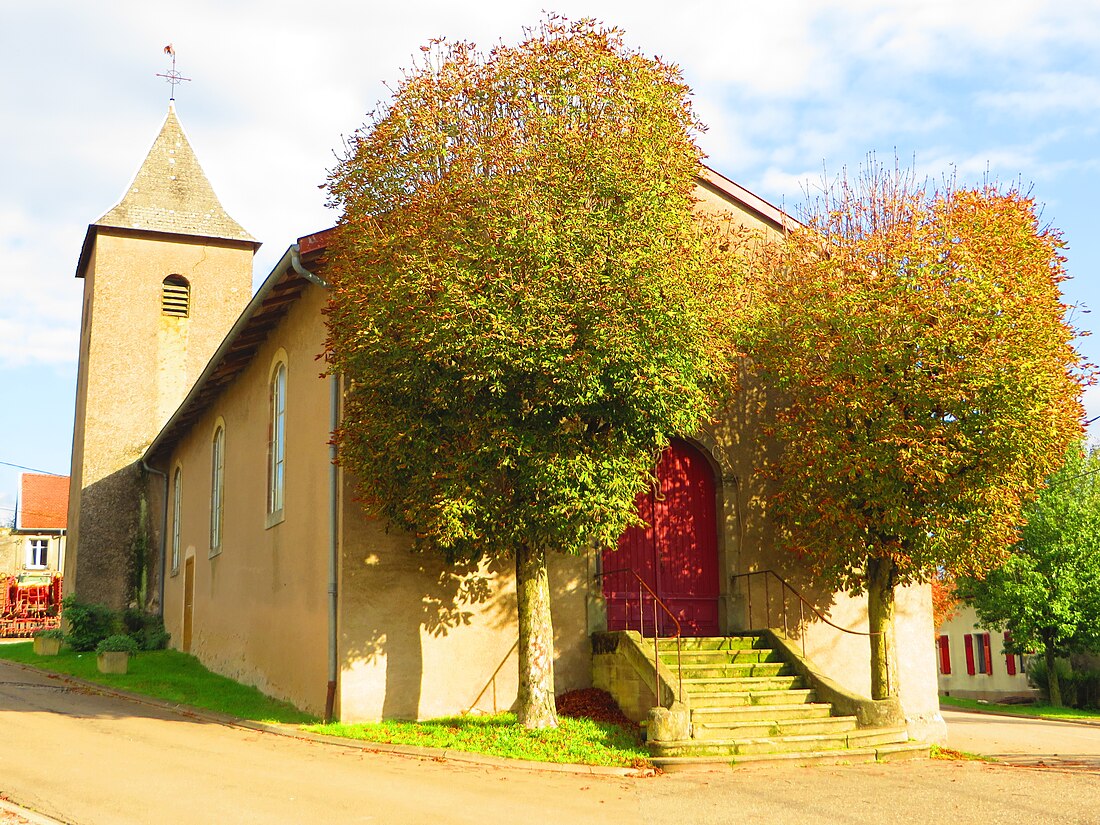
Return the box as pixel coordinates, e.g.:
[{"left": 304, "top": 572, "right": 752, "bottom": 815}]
[
  {"left": 3, "top": 474, "right": 68, "bottom": 578},
  {"left": 936, "top": 603, "right": 1034, "bottom": 701},
  {"left": 65, "top": 104, "right": 943, "bottom": 739}
]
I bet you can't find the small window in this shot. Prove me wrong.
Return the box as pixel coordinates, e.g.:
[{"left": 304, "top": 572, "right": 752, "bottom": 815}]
[
  {"left": 162, "top": 275, "right": 190, "bottom": 317},
  {"left": 267, "top": 362, "right": 286, "bottom": 524},
  {"left": 171, "top": 467, "right": 183, "bottom": 573},
  {"left": 26, "top": 538, "right": 48, "bottom": 569},
  {"left": 210, "top": 426, "right": 225, "bottom": 553}
]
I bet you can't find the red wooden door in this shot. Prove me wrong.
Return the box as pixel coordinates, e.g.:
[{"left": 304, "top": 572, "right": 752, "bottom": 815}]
[{"left": 601, "top": 440, "right": 719, "bottom": 636}]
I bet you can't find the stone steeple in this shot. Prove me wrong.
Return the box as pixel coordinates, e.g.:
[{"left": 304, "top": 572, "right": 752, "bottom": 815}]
[
  {"left": 66, "top": 104, "right": 257, "bottom": 609},
  {"left": 94, "top": 103, "right": 254, "bottom": 244}
]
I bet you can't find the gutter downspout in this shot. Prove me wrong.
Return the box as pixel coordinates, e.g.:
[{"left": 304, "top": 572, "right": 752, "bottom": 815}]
[
  {"left": 291, "top": 243, "right": 338, "bottom": 722},
  {"left": 325, "top": 374, "right": 339, "bottom": 722},
  {"left": 141, "top": 461, "right": 169, "bottom": 616}
]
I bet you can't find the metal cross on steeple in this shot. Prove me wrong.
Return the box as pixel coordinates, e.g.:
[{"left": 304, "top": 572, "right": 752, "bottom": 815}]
[{"left": 156, "top": 44, "right": 191, "bottom": 101}]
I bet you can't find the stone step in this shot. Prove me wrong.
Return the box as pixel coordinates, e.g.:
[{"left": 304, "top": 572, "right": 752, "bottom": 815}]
[
  {"left": 691, "top": 714, "right": 859, "bottom": 741},
  {"left": 682, "top": 676, "right": 808, "bottom": 695},
  {"left": 676, "top": 662, "right": 792, "bottom": 680},
  {"left": 685, "top": 687, "right": 815, "bottom": 707},
  {"left": 649, "top": 726, "right": 911, "bottom": 759},
  {"left": 651, "top": 741, "right": 929, "bottom": 772},
  {"left": 657, "top": 636, "right": 764, "bottom": 651},
  {"left": 660, "top": 648, "right": 782, "bottom": 665},
  {"left": 690, "top": 702, "right": 833, "bottom": 723}
]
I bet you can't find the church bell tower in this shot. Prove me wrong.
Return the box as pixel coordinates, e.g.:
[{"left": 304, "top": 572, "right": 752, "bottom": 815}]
[{"left": 65, "top": 103, "right": 259, "bottom": 608}]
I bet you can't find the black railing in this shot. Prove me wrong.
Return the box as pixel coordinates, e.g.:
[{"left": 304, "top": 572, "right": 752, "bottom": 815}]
[
  {"left": 730, "top": 569, "right": 890, "bottom": 695},
  {"left": 595, "top": 567, "right": 683, "bottom": 704}
]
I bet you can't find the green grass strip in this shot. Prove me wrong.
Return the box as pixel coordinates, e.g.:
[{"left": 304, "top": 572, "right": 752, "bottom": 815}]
[
  {"left": 0, "top": 641, "right": 315, "bottom": 724},
  {"left": 940, "top": 694, "right": 1100, "bottom": 721},
  {"left": 306, "top": 713, "right": 650, "bottom": 767}
]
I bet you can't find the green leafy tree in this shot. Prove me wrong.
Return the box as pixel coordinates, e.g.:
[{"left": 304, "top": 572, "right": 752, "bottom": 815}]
[
  {"left": 957, "top": 445, "right": 1100, "bottom": 707},
  {"left": 323, "top": 18, "right": 742, "bottom": 728},
  {"left": 744, "top": 161, "right": 1085, "bottom": 699}
]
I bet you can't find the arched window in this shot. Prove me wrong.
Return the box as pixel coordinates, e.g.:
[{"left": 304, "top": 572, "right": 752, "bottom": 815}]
[
  {"left": 171, "top": 467, "right": 183, "bottom": 573},
  {"left": 210, "top": 425, "right": 225, "bottom": 553},
  {"left": 267, "top": 362, "right": 286, "bottom": 524},
  {"left": 162, "top": 275, "right": 190, "bottom": 317}
]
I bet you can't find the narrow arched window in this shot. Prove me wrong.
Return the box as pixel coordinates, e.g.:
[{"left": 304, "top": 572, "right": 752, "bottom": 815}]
[
  {"left": 162, "top": 275, "right": 190, "bottom": 317},
  {"left": 210, "top": 425, "right": 225, "bottom": 553},
  {"left": 267, "top": 362, "right": 286, "bottom": 523},
  {"left": 171, "top": 467, "right": 183, "bottom": 573}
]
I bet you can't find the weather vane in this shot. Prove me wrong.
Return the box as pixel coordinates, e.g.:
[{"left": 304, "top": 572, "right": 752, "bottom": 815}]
[{"left": 156, "top": 44, "right": 191, "bottom": 101}]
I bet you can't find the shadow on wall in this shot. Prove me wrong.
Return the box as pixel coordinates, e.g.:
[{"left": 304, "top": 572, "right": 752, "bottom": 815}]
[
  {"left": 708, "top": 363, "right": 841, "bottom": 640},
  {"left": 70, "top": 462, "right": 154, "bottom": 611},
  {"left": 341, "top": 532, "right": 590, "bottom": 720}
]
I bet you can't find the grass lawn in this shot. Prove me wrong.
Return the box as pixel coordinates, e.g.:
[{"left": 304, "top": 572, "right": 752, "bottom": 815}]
[
  {"left": 0, "top": 641, "right": 316, "bottom": 724},
  {"left": 940, "top": 694, "right": 1100, "bottom": 722},
  {"left": 305, "top": 713, "right": 651, "bottom": 767}
]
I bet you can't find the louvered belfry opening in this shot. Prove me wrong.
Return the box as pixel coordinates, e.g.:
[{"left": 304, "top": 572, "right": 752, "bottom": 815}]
[{"left": 162, "top": 275, "right": 190, "bottom": 317}]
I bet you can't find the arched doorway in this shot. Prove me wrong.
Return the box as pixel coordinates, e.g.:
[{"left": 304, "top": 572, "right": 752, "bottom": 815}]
[{"left": 601, "top": 439, "right": 720, "bottom": 636}]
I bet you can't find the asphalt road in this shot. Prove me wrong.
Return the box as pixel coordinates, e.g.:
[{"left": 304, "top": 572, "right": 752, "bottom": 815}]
[
  {"left": 943, "top": 707, "right": 1100, "bottom": 770},
  {"left": 2, "top": 662, "right": 1099, "bottom": 825}
]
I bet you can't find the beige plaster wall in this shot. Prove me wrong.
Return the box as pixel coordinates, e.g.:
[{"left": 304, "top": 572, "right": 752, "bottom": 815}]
[
  {"left": 67, "top": 230, "right": 253, "bottom": 605},
  {"left": 337, "top": 480, "right": 592, "bottom": 722},
  {"left": 938, "top": 604, "right": 1034, "bottom": 700},
  {"left": 160, "top": 284, "right": 330, "bottom": 714}
]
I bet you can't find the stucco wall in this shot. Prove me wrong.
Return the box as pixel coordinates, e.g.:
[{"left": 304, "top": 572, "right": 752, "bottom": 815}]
[
  {"left": 159, "top": 284, "right": 330, "bottom": 714},
  {"left": 938, "top": 604, "right": 1034, "bottom": 700},
  {"left": 67, "top": 230, "right": 253, "bottom": 607},
  {"left": 337, "top": 478, "right": 592, "bottom": 722}
]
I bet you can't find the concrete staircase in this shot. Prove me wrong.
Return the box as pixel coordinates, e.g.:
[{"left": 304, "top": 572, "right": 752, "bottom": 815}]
[{"left": 648, "top": 635, "right": 927, "bottom": 770}]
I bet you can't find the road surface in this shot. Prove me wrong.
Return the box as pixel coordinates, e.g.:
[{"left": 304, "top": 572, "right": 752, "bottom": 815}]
[{"left": 2, "top": 663, "right": 1099, "bottom": 825}]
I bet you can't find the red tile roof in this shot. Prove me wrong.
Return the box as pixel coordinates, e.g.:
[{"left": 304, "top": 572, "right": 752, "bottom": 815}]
[{"left": 19, "top": 474, "right": 69, "bottom": 530}]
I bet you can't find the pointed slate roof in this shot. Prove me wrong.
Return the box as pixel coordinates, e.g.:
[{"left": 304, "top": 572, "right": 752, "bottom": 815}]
[
  {"left": 76, "top": 104, "right": 258, "bottom": 277},
  {"left": 96, "top": 103, "right": 254, "bottom": 241}
]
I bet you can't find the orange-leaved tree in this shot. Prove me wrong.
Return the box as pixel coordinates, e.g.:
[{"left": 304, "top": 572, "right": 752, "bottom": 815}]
[
  {"left": 744, "top": 161, "right": 1086, "bottom": 699},
  {"left": 323, "top": 18, "right": 743, "bottom": 727}
]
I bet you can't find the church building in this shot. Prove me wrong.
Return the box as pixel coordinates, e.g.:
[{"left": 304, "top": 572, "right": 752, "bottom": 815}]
[{"left": 65, "top": 104, "right": 943, "bottom": 761}]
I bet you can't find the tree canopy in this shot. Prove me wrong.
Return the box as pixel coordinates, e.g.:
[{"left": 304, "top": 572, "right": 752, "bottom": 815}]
[
  {"left": 744, "top": 161, "right": 1086, "bottom": 697},
  {"left": 957, "top": 445, "right": 1100, "bottom": 706},
  {"left": 323, "top": 18, "right": 743, "bottom": 726}
]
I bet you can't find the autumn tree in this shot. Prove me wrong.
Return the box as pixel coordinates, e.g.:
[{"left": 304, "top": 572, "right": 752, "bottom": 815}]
[
  {"left": 323, "top": 18, "right": 741, "bottom": 728},
  {"left": 956, "top": 445, "right": 1100, "bottom": 707},
  {"left": 744, "top": 161, "right": 1085, "bottom": 699}
]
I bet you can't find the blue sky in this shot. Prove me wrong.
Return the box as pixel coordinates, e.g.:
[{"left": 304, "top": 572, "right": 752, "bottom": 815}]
[{"left": 2, "top": 0, "right": 1098, "bottom": 520}]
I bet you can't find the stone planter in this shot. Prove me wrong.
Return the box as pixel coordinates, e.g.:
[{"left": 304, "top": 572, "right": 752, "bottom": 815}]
[
  {"left": 33, "top": 636, "right": 62, "bottom": 656},
  {"left": 97, "top": 651, "right": 129, "bottom": 675}
]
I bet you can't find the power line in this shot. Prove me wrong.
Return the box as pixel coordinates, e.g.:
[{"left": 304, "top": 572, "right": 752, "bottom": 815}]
[{"left": 0, "top": 461, "right": 66, "bottom": 476}]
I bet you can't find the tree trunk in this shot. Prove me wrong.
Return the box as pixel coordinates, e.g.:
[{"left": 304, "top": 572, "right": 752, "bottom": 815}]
[
  {"left": 515, "top": 543, "right": 558, "bottom": 729},
  {"left": 1042, "top": 632, "right": 1062, "bottom": 708},
  {"left": 866, "top": 556, "right": 899, "bottom": 700}
]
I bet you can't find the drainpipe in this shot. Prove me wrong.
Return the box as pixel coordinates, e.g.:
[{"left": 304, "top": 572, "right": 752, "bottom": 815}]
[
  {"left": 141, "top": 461, "right": 169, "bottom": 616},
  {"left": 292, "top": 243, "right": 338, "bottom": 722},
  {"left": 325, "top": 374, "right": 340, "bottom": 722}
]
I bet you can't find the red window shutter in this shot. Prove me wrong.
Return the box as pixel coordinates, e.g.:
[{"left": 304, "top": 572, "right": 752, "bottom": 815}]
[
  {"left": 982, "top": 634, "right": 993, "bottom": 675},
  {"left": 964, "top": 634, "right": 975, "bottom": 675},
  {"left": 1004, "top": 632, "right": 1016, "bottom": 676},
  {"left": 938, "top": 635, "right": 952, "bottom": 674}
]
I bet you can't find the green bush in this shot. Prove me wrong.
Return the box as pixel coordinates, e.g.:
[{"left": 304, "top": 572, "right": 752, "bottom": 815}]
[
  {"left": 1026, "top": 657, "right": 1100, "bottom": 708},
  {"left": 33, "top": 628, "right": 65, "bottom": 641},
  {"left": 96, "top": 634, "right": 140, "bottom": 655},
  {"left": 122, "top": 608, "right": 170, "bottom": 651},
  {"left": 63, "top": 597, "right": 118, "bottom": 652}
]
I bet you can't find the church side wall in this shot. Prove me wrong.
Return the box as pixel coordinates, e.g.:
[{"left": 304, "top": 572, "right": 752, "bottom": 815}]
[
  {"left": 337, "top": 476, "right": 592, "bottom": 723},
  {"left": 160, "top": 285, "right": 329, "bottom": 715}
]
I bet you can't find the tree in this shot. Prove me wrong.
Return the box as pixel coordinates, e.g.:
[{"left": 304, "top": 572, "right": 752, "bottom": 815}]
[
  {"left": 957, "top": 445, "right": 1100, "bottom": 707},
  {"left": 743, "top": 160, "right": 1085, "bottom": 699},
  {"left": 323, "top": 18, "right": 742, "bottom": 728}
]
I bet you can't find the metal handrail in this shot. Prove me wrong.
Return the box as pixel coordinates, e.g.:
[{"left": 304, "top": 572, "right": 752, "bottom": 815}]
[
  {"left": 730, "top": 569, "right": 890, "bottom": 695},
  {"left": 594, "top": 567, "right": 683, "bottom": 704}
]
